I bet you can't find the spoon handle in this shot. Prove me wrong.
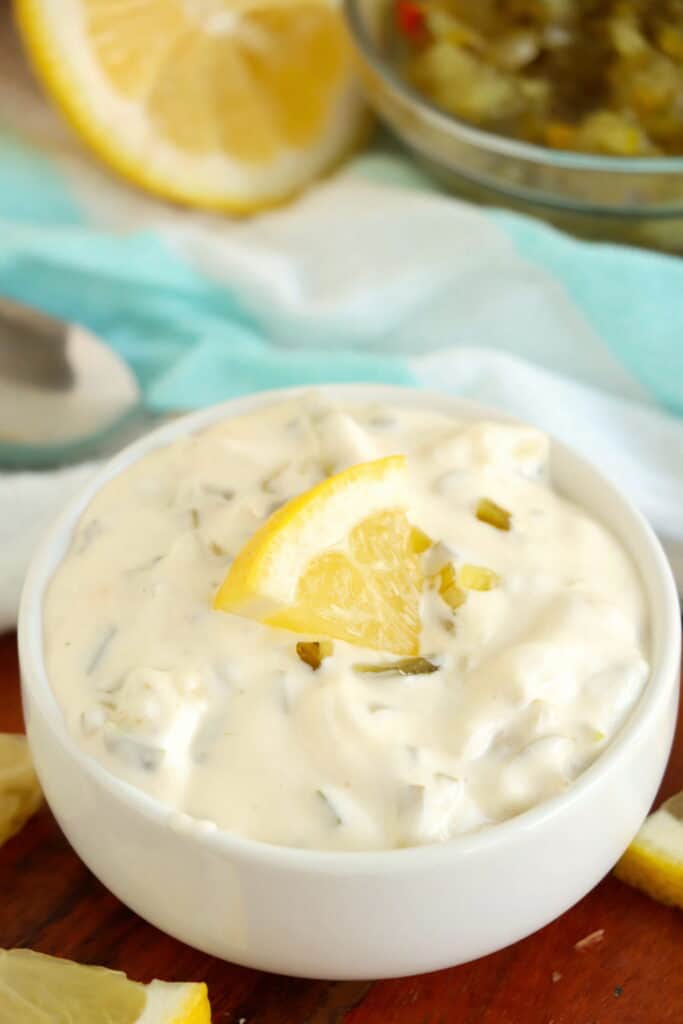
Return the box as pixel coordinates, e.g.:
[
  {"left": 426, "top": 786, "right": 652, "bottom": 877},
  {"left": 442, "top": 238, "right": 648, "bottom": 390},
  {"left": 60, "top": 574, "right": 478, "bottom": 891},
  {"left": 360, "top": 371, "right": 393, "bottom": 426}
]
[{"left": 0, "top": 296, "right": 74, "bottom": 390}]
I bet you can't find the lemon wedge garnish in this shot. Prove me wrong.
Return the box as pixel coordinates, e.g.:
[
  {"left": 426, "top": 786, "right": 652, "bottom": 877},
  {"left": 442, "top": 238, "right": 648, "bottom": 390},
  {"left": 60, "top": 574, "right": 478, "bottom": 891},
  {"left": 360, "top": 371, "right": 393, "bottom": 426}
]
[
  {"left": 15, "top": 0, "right": 367, "bottom": 212},
  {"left": 214, "top": 455, "right": 426, "bottom": 655},
  {"left": 0, "top": 734, "right": 42, "bottom": 847},
  {"left": 0, "top": 949, "right": 210, "bottom": 1024},
  {"left": 614, "top": 790, "right": 683, "bottom": 909}
]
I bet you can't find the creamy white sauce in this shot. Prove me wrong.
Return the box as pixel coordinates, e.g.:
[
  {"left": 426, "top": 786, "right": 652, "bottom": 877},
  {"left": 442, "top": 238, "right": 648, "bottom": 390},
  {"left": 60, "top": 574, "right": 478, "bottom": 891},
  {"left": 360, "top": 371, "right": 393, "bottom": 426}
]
[{"left": 43, "top": 394, "right": 650, "bottom": 851}]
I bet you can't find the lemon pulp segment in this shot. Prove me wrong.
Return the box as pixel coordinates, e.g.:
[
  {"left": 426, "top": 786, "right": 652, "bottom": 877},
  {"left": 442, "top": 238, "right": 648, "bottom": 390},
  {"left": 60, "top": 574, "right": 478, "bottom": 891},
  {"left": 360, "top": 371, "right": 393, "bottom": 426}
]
[{"left": 214, "top": 455, "right": 425, "bottom": 654}]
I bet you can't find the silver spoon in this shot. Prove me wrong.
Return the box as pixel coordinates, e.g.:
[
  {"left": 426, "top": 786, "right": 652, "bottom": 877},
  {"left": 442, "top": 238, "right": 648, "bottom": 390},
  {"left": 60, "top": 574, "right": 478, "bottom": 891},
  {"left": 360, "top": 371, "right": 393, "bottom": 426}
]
[{"left": 0, "top": 297, "right": 143, "bottom": 468}]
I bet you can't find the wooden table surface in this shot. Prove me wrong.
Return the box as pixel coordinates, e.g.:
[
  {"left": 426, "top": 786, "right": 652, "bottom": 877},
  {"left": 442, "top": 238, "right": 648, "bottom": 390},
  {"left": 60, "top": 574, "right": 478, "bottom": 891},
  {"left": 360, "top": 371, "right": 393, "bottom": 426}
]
[{"left": 1, "top": 631, "right": 681, "bottom": 1023}]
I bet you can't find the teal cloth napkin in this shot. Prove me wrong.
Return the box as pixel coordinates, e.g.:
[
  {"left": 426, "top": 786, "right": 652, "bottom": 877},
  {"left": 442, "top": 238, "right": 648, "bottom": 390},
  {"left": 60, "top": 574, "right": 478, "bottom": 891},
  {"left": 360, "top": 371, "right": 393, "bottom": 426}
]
[{"left": 1, "top": 139, "right": 682, "bottom": 415}]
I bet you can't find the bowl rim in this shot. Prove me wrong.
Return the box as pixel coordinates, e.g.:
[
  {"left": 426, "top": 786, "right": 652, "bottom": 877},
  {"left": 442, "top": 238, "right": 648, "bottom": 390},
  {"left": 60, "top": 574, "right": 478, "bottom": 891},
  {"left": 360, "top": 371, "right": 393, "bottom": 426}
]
[
  {"left": 343, "top": 0, "right": 683, "bottom": 178},
  {"left": 19, "top": 383, "right": 681, "bottom": 875}
]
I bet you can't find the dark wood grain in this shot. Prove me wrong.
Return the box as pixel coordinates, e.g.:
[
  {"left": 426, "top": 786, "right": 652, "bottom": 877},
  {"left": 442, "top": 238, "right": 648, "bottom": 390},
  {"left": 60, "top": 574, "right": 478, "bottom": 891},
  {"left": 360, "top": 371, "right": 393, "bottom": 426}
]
[{"left": 1, "top": 629, "right": 681, "bottom": 1023}]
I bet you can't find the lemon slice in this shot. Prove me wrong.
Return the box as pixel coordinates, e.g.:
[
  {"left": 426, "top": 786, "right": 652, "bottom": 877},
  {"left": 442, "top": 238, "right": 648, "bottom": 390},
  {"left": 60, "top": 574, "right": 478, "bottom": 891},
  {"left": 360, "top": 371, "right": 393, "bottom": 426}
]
[
  {"left": 614, "top": 791, "right": 683, "bottom": 909},
  {"left": 0, "top": 949, "right": 210, "bottom": 1024},
  {"left": 0, "top": 734, "right": 42, "bottom": 847},
  {"left": 15, "top": 0, "right": 367, "bottom": 212},
  {"left": 214, "top": 455, "right": 426, "bottom": 655}
]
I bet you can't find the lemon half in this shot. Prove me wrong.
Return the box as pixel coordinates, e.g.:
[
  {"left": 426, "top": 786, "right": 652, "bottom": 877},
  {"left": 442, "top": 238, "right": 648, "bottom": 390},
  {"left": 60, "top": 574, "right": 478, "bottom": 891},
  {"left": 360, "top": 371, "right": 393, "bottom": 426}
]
[
  {"left": 0, "top": 949, "right": 210, "bottom": 1024},
  {"left": 15, "top": 0, "right": 367, "bottom": 212},
  {"left": 214, "top": 455, "right": 426, "bottom": 655}
]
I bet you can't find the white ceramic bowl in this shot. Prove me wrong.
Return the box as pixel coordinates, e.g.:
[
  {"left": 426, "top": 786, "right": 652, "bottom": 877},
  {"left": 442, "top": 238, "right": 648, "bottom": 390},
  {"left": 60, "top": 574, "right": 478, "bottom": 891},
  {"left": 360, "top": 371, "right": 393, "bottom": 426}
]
[{"left": 19, "top": 385, "right": 681, "bottom": 980}]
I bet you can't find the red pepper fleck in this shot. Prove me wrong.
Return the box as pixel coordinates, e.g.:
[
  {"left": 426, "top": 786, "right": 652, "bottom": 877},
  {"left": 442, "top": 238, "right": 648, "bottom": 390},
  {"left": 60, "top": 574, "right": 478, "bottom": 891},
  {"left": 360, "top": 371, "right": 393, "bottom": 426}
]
[{"left": 396, "top": 1, "right": 425, "bottom": 38}]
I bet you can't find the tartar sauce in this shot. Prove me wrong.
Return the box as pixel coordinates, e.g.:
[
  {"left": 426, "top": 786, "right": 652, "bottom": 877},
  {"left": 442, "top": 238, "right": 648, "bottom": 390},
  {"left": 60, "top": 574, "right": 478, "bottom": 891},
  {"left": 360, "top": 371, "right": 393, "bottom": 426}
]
[{"left": 44, "top": 395, "right": 650, "bottom": 851}]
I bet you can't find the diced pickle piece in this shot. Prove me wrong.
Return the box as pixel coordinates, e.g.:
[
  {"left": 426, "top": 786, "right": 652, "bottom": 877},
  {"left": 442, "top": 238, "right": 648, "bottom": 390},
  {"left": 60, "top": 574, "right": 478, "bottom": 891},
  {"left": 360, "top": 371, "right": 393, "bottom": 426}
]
[
  {"left": 459, "top": 564, "right": 500, "bottom": 591},
  {"left": 261, "top": 462, "right": 288, "bottom": 494},
  {"left": 439, "top": 563, "right": 455, "bottom": 590},
  {"left": 437, "top": 562, "right": 467, "bottom": 610},
  {"left": 354, "top": 657, "right": 438, "bottom": 676},
  {"left": 476, "top": 497, "right": 511, "bottom": 531},
  {"left": 296, "top": 640, "right": 334, "bottom": 671},
  {"left": 442, "top": 583, "right": 467, "bottom": 609},
  {"left": 545, "top": 121, "right": 577, "bottom": 149},
  {"left": 410, "top": 526, "right": 433, "bottom": 554}
]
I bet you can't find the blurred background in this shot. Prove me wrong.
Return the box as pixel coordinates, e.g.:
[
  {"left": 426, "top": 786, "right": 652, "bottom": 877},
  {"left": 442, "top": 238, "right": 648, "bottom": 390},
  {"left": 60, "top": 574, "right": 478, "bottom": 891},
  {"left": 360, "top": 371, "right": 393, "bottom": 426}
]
[{"left": 0, "top": 0, "right": 682, "bottom": 627}]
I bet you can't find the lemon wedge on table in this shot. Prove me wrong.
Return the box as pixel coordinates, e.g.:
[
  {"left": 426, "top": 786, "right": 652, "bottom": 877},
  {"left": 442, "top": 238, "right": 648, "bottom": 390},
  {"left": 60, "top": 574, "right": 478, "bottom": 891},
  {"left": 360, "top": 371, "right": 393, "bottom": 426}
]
[
  {"left": 214, "top": 455, "right": 426, "bottom": 655},
  {"left": 15, "top": 0, "right": 367, "bottom": 213},
  {"left": 614, "top": 790, "right": 683, "bottom": 909},
  {"left": 0, "top": 733, "right": 42, "bottom": 847},
  {"left": 0, "top": 949, "right": 210, "bottom": 1024}
]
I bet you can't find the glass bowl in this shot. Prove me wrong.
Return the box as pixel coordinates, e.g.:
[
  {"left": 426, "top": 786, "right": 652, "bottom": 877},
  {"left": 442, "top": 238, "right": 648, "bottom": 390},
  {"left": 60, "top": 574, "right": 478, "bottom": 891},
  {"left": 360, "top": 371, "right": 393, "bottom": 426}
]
[{"left": 344, "top": 0, "right": 683, "bottom": 251}]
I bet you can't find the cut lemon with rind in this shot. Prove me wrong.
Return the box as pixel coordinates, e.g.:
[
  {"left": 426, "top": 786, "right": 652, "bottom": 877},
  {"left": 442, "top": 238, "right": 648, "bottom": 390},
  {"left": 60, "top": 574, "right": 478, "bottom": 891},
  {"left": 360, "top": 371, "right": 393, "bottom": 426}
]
[
  {"left": 614, "top": 791, "right": 683, "bottom": 909},
  {"left": 15, "top": 0, "right": 368, "bottom": 212},
  {"left": 0, "top": 949, "right": 210, "bottom": 1024},
  {"left": 214, "top": 455, "right": 425, "bottom": 655},
  {"left": 0, "top": 734, "right": 42, "bottom": 847}
]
